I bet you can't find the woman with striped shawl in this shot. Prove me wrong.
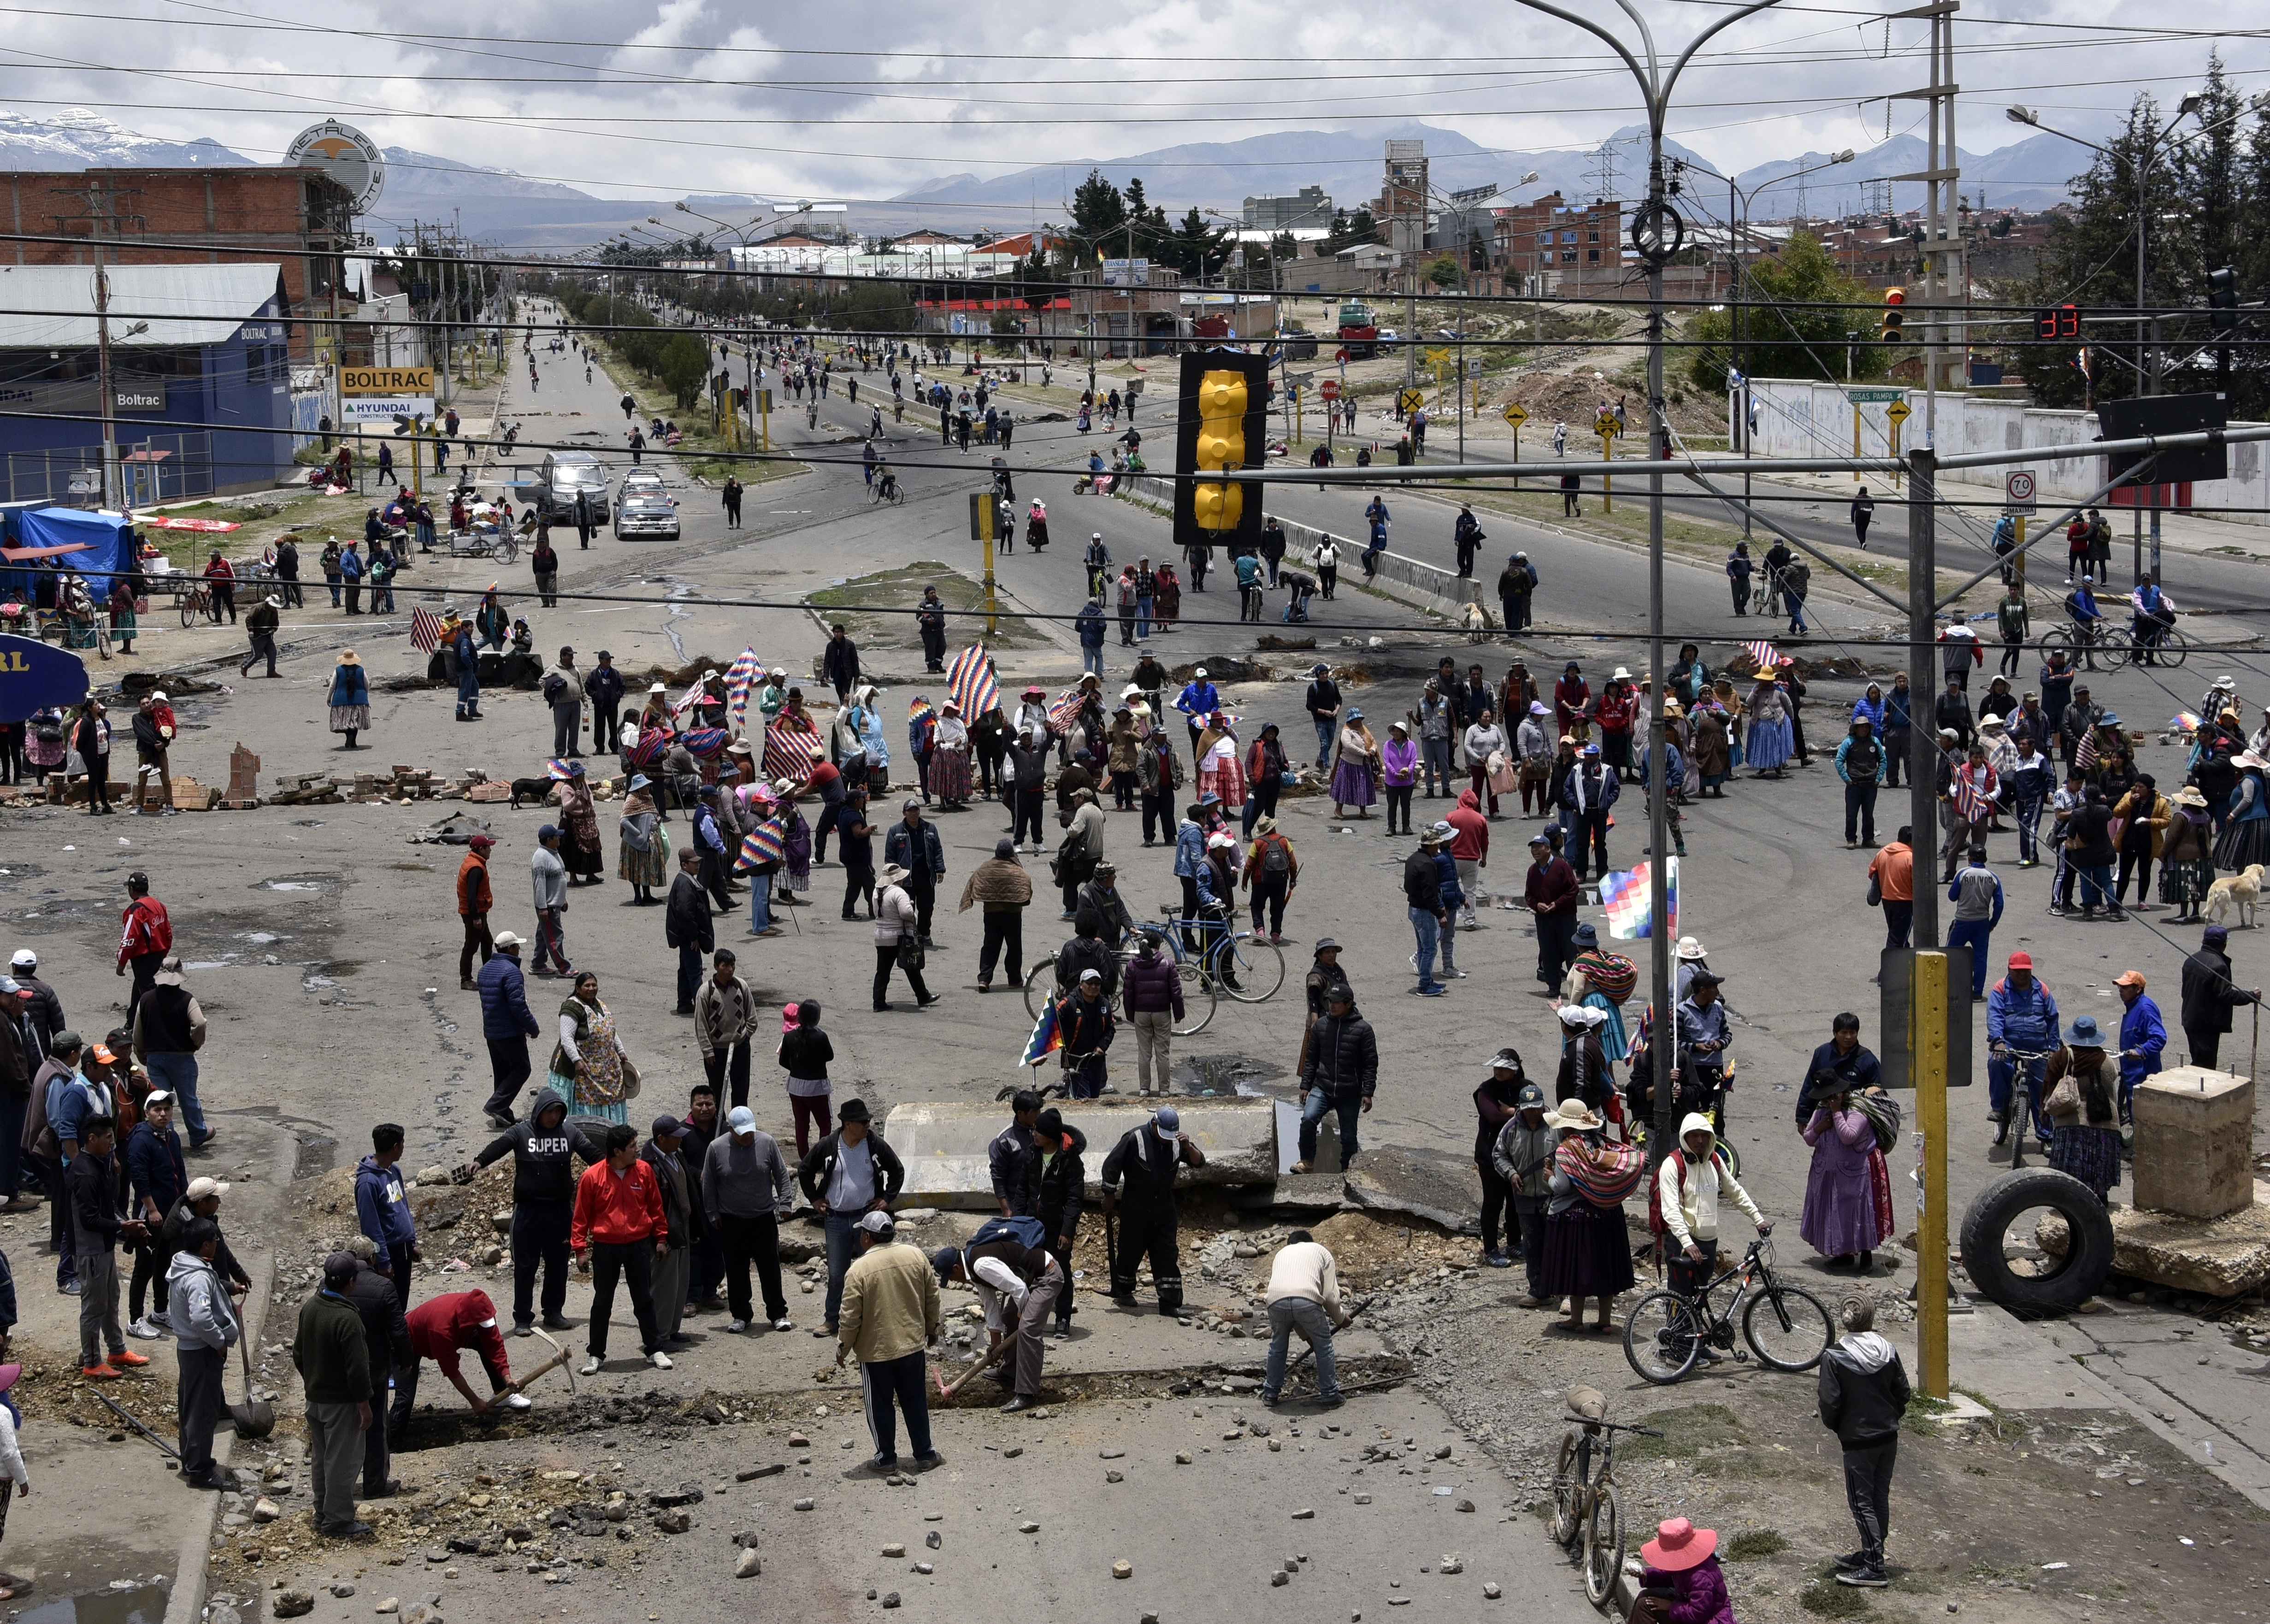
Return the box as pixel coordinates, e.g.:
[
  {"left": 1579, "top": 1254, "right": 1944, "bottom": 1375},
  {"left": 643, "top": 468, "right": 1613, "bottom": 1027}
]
[{"left": 1538, "top": 1104, "right": 1644, "bottom": 1333}]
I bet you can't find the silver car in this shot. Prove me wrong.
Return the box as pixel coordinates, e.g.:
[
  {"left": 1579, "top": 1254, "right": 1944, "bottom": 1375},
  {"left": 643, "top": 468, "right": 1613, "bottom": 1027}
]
[{"left": 613, "top": 472, "right": 679, "bottom": 540}]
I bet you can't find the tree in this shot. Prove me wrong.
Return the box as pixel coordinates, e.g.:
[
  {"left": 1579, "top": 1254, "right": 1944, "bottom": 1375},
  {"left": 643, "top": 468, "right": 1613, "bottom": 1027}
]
[
  {"left": 1344, "top": 208, "right": 1380, "bottom": 248},
  {"left": 1682, "top": 230, "right": 1893, "bottom": 394},
  {"left": 1071, "top": 169, "right": 1126, "bottom": 257},
  {"left": 1164, "top": 206, "right": 1226, "bottom": 279},
  {"left": 656, "top": 332, "right": 711, "bottom": 410},
  {"left": 1426, "top": 254, "right": 1464, "bottom": 289}
]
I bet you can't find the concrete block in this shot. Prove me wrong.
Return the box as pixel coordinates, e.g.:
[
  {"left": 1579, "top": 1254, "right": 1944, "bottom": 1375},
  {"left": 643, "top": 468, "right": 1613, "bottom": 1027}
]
[
  {"left": 2106, "top": 1182, "right": 2270, "bottom": 1297},
  {"left": 882, "top": 1097, "right": 1277, "bottom": 1209},
  {"left": 2133, "top": 1065, "right": 2254, "bottom": 1220}
]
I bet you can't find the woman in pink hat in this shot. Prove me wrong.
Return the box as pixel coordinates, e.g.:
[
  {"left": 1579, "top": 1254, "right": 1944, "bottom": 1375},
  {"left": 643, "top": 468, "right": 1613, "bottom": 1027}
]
[{"left": 1630, "top": 1516, "right": 1733, "bottom": 1624}]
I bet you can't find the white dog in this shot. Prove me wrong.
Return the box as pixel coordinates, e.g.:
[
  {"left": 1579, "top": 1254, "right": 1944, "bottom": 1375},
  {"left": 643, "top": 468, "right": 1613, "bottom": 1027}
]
[{"left": 2205, "top": 863, "right": 2265, "bottom": 929}]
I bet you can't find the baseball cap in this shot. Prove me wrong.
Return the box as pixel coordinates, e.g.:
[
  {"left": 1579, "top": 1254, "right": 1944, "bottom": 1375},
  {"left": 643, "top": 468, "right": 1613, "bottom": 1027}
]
[
  {"left": 1151, "top": 1105, "right": 1182, "bottom": 1139},
  {"left": 930, "top": 1246, "right": 962, "bottom": 1283},
  {"left": 650, "top": 1115, "right": 683, "bottom": 1139},
  {"left": 141, "top": 1088, "right": 171, "bottom": 1108},
  {"left": 726, "top": 1106, "right": 757, "bottom": 1135},
  {"left": 186, "top": 1176, "right": 230, "bottom": 1201},
  {"left": 492, "top": 930, "right": 525, "bottom": 949},
  {"left": 538, "top": 823, "right": 560, "bottom": 839},
  {"left": 857, "top": 1210, "right": 895, "bottom": 1235},
  {"left": 324, "top": 1251, "right": 360, "bottom": 1282},
  {"left": 1515, "top": 1082, "right": 1546, "bottom": 1109},
  {"left": 2007, "top": 951, "right": 2034, "bottom": 971},
  {"left": 8, "top": 950, "right": 32, "bottom": 969},
  {"left": 2114, "top": 970, "right": 2147, "bottom": 990},
  {"left": 0, "top": 979, "right": 17, "bottom": 997}
]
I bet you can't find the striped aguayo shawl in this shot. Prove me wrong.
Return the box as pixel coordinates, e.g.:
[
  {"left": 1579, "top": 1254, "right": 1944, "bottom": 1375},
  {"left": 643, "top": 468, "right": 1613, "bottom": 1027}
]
[{"left": 1557, "top": 1135, "right": 1647, "bottom": 1207}]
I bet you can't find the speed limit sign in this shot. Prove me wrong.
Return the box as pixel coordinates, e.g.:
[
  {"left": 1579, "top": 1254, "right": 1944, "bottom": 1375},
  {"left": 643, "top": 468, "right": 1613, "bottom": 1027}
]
[{"left": 2005, "top": 470, "right": 2037, "bottom": 514}]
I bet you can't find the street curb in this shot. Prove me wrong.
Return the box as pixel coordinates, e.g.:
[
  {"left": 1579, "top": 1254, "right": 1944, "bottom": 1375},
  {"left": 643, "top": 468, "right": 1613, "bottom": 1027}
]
[{"left": 159, "top": 1118, "right": 296, "bottom": 1624}]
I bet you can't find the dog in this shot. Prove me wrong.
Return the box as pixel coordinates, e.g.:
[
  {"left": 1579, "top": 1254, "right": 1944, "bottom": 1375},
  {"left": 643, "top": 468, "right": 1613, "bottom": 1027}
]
[
  {"left": 2205, "top": 863, "right": 2264, "bottom": 929},
  {"left": 1460, "top": 600, "right": 1498, "bottom": 643},
  {"left": 509, "top": 777, "right": 559, "bottom": 810}
]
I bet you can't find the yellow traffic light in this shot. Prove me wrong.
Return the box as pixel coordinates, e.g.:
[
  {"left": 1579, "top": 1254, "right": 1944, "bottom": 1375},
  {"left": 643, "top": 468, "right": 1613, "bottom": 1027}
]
[{"left": 1192, "top": 368, "right": 1247, "bottom": 533}]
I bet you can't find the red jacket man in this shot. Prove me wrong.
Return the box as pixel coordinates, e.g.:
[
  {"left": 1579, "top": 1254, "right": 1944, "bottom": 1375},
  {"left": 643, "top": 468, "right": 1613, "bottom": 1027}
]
[
  {"left": 569, "top": 1129, "right": 674, "bottom": 1372},
  {"left": 387, "top": 1289, "right": 527, "bottom": 1446},
  {"left": 1525, "top": 834, "right": 1581, "bottom": 991}
]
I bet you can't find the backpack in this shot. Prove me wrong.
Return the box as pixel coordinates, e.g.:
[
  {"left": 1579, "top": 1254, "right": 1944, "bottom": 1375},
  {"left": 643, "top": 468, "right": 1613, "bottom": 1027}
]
[
  {"left": 1261, "top": 834, "right": 1291, "bottom": 875},
  {"left": 1645, "top": 1148, "right": 1725, "bottom": 1239},
  {"left": 968, "top": 1214, "right": 1049, "bottom": 1253}
]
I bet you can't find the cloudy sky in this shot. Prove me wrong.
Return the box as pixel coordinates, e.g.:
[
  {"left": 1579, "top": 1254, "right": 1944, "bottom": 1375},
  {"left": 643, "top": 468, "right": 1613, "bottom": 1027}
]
[{"left": 4, "top": 0, "right": 2260, "bottom": 205}]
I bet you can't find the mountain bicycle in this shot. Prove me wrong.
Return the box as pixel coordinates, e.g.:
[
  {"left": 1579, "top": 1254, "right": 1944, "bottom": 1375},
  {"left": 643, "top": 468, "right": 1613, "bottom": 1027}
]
[
  {"left": 1550, "top": 1407, "right": 1660, "bottom": 1606},
  {"left": 1151, "top": 904, "right": 1286, "bottom": 1003},
  {"left": 1993, "top": 1044, "right": 2057, "bottom": 1168},
  {"left": 1024, "top": 925, "right": 1216, "bottom": 1036},
  {"left": 1621, "top": 1236, "right": 1834, "bottom": 1385}
]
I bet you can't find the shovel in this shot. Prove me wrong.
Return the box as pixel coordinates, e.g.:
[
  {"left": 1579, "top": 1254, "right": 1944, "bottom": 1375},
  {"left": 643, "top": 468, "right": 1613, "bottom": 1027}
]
[{"left": 229, "top": 1336, "right": 275, "bottom": 1441}]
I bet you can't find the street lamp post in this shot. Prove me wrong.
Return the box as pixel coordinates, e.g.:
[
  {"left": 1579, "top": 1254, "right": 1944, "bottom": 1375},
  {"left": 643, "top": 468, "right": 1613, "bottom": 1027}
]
[
  {"left": 2010, "top": 97, "right": 2211, "bottom": 581},
  {"left": 1509, "top": 0, "right": 1785, "bottom": 1175}
]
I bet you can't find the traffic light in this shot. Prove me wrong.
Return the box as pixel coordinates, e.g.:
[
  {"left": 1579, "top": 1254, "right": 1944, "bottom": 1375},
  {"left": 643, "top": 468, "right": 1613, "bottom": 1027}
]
[
  {"left": 1172, "top": 349, "right": 1269, "bottom": 555},
  {"left": 2209, "top": 266, "right": 2239, "bottom": 335},
  {"left": 2034, "top": 304, "right": 2080, "bottom": 341},
  {"left": 1880, "top": 286, "right": 1905, "bottom": 344}
]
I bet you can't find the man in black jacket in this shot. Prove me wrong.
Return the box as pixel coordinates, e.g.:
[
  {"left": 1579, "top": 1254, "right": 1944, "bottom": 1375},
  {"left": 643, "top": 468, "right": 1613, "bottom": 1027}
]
[
  {"left": 1297, "top": 987, "right": 1377, "bottom": 1174},
  {"left": 2181, "top": 924, "right": 2258, "bottom": 1069},
  {"left": 1817, "top": 1298, "right": 1911, "bottom": 1588},
  {"left": 342, "top": 1239, "right": 414, "bottom": 1497},
  {"left": 988, "top": 1091, "right": 1042, "bottom": 1218},
  {"left": 1404, "top": 830, "right": 1450, "bottom": 997},
  {"left": 68, "top": 1115, "right": 147, "bottom": 1377},
  {"left": 1100, "top": 1105, "right": 1206, "bottom": 1315},
  {"left": 641, "top": 1115, "right": 702, "bottom": 1346},
  {"left": 797, "top": 1100, "right": 905, "bottom": 1334},
  {"left": 455, "top": 1087, "right": 600, "bottom": 1335},
  {"left": 1034, "top": 1109, "right": 1086, "bottom": 1337},
  {"left": 823, "top": 624, "right": 860, "bottom": 701},
  {"left": 665, "top": 849, "right": 713, "bottom": 1015}
]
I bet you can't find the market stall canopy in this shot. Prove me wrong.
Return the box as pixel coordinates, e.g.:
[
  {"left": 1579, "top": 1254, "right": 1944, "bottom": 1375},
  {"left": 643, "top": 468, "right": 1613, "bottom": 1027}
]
[
  {"left": 16, "top": 507, "right": 136, "bottom": 581},
  {"left": 0, "top": 632, "right": 89, "bottom": 724}
]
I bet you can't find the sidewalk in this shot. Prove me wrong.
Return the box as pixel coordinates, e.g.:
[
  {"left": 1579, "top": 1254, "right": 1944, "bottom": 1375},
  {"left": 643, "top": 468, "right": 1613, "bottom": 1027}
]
[{"left": 0, "top": 1118, "right": 295, "bottom": 1623}]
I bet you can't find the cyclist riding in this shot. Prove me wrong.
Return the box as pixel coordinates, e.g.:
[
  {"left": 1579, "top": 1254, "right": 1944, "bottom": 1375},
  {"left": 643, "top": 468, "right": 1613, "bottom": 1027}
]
[
  {"left": 874, "top": 460, "right": 899, "bottom": 503},
  {"left": 2129, "top": 576, "right": 2177, "bottom": 666},
  {"left": 1986, "top": 950, "right": 2060, "bottom": 1155},
  {"left": 2064, "top": 577, "right": 2105, "bottom": 662}
]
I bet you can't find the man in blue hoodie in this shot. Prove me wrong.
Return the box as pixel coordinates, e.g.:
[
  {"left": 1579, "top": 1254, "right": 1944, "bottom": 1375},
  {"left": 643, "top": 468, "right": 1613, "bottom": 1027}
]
[
  {"left": 355, "top": 1124, "right": 419, "bottom": 1305},
  {"left": 477, "top": 933, "right": 542, "bottom": 1129}
]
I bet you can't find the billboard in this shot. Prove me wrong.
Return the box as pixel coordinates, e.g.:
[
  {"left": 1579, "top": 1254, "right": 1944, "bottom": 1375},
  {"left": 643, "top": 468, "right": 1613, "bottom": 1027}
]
[
  {"left": 1101, "top": 258, "right": 1151, "bottom": 288},
  {"left": 339, "top": 396, "right": 432, "bottom": 426},
  {"left": 286, "top": 121, "right": 386, "bottom": 214},
  {"left": 341, "top": 366, "right": 435, "bottom": 396}
]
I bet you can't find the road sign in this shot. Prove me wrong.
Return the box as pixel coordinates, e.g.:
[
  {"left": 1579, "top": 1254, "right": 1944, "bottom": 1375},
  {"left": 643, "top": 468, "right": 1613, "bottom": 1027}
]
[
  {"left": 1335, "top": 348, "right": 1351, "bottom": 364},
  {"left": 1424, "top": 347, "right": 1453, "bottom": 368},
  {"left": 1399, "top": 388, "right": 1425, "bottom": 415},
  {"left": 1884, "top": 400, "right": 1912, "bottom": 427},
  {"left": 1319, "top": 378, "right": 1341, "bottom": 401},
  {"left": 1846, "top": 387, "right": 1905, "bottom": 404},
  {"left": 1594, "top": 414, "right": 1621, "bottom": 439},
  {"left": 1467, "top": 357, "right": 1484, "bottom": 378},
  {"left": 2005, "top": 470, "right": 2037, "bottom": 514},
  {"left": 1502, "top": 402, "right": 1528, "bottom": 429}
]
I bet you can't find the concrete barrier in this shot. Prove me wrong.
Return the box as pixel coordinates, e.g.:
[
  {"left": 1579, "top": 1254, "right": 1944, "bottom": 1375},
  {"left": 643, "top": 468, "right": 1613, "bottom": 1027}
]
[{"left": 882, "top": 1096, "right": 1279, "bottom": 1208}]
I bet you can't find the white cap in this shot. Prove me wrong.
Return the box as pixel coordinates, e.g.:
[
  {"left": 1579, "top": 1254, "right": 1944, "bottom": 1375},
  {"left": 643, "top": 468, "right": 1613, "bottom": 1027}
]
[
  {"left": 150, "top": 690, "right": 168, "bottom": 703},
  {"left": 8, "top": 950, "right": 32, "bottom": 969},
  {"left": 492, "top": 930, "right": 525, "bottom": 949}
]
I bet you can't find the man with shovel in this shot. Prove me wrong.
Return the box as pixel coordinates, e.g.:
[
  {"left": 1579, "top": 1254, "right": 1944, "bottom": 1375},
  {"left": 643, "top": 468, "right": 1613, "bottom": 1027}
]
[
  {"left": 389, "top": 1289, "right": 531, "bottom": 1451},
  {"left": 167, "top": 1217, "right": 239, "bottom": 1490}
]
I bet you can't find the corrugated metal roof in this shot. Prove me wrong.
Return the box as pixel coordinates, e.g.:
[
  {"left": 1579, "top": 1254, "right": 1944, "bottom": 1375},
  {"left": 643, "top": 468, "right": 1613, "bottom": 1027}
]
[{"left": 0, "top": 262, "right": 284, "bottom": 350}]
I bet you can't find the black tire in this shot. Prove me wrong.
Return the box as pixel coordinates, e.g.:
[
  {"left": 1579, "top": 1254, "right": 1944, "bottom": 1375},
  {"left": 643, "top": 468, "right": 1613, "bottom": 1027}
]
[
  {"left": 1622, "top": 1289, "right": 1701, "bottom": 1384},
  {"left": 1584, "top": 1483, "right": 1624, "bottom": 1608},
  {"left": 1958, "top": 1166, "right": 2114, "bottom": 1317},
  {"left": 1740, "top": 1281, "right": 1835, "bottom": 1371},
  {"left": 1022, "top": 956, "right": 1060, "bottom": 1023},
  {"left": 1549, "top": 1431, "right": 1586, "bottom": 1547}
]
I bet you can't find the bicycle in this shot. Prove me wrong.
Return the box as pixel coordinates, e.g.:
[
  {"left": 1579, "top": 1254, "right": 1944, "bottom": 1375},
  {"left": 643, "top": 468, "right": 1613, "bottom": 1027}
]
[
  {"left": 1152, "top": 904, "right": 1286, "bottom": 1003},
  {"left": 2125, "top": 617, "right": 2190, "bottom": 670},
  {"left": 1622, "top": 1236, "right": 1834, "bottom": 1385},
  {"left": 177, "top": 580, "right": 213, "bottom": 629},
  {"left": 1992, "top": 1045, "right": 2057, "bottom": 1167},
  {"left": 1023, "top": 924, "right": 1217, "bottom": 1036},
  {"left": 1623, "top": 1060, "right": 1742, "bottom": 1177},
  {"left": 1549, "top": 1407, "right": 1660, "bottom": 1606},
  {"left": 871, "top": 472, "right": 903, "bottom": 506},
  {"left": 2039, "top": 619, "right": 2132, "bottom": 673}
]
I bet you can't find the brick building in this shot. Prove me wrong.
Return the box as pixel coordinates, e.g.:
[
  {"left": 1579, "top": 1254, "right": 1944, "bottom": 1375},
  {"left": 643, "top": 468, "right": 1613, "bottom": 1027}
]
[
  {"left": 0, "top": 167, "right": 355, "bottom": 359},
  {"left": 1491, "top": 193, "right": 1624, "bottom": 293}
]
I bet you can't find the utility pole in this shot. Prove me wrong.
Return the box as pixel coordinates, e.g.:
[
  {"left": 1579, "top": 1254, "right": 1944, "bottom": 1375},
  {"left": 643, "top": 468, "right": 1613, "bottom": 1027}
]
[
  {"left": 1890, "top": 0, "right": 1963, "bottom": 443},
  {"left": 49, "top": 180, "right": 145, "bottom": 510}
]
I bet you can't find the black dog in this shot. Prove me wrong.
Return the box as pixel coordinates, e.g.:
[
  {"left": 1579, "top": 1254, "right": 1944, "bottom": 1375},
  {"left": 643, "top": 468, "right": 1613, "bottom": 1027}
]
[{"left": 509, "top": 778, "right": 557, "bottom": 809}]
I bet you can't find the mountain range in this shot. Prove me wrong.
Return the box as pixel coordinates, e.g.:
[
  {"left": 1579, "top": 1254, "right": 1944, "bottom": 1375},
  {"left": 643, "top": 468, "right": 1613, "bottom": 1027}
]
[{"left": 0, "top": 108, "right": 2084, "bottom": 250}]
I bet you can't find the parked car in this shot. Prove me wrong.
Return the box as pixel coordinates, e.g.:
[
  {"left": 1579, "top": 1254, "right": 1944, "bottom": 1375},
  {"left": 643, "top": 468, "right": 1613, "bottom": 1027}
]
[
  {"left": 536, "top": 450, "right": 611, "bottom": 525},
  {"left": 613, "top": 471, "right": 679, "bottom": 540}
]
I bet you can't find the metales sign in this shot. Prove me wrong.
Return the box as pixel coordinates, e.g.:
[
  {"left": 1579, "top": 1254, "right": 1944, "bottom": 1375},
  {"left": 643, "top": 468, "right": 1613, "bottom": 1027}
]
[{"left": 286, "top": 121, "right": 385, "bottom": 214}]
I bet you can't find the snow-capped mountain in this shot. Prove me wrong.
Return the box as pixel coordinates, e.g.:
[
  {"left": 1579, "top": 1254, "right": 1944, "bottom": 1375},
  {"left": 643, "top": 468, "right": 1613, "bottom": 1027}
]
[{"left": 0, "top": 107, "right": 252, "bottom": 169}]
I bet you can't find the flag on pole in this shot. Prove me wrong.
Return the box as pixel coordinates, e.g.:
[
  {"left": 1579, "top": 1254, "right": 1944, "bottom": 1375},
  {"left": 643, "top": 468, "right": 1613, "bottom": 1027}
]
[
  {"left": 1046, "top": 687, "right": 1086, "bottom": 733},
  {"left": 764, "top": 714, "right": 823, "bottom": 786},
  {"left": 1743, "top": 639, "right": 1780, "bottom": 672},
  {"left": 671, "top": 675, "right": 708, "bottom": 719},
  {"left": 2170, "top": 710, "right": 2201, "bottom": 733},
  {"left": 1019, "top": 997, "right": 1064, "bottom": 1068},
  {"left": 725, "top": 648, "right": 763, "bottom": 729},
  {"left": 409, "top": 607, "right": 445, "bottom": 654},
  {"left": 1599, "top": 857, "right": 1679, "bottom": 940},
  {"left": 947, "top": 644, "right": 1000, "bottom": 721}
]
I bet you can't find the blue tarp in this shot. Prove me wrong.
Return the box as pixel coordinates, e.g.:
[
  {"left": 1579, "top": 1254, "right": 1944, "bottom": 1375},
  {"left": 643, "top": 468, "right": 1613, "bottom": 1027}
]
[{"left": 17, "top": 508, "right": 136, "bottom": 582}]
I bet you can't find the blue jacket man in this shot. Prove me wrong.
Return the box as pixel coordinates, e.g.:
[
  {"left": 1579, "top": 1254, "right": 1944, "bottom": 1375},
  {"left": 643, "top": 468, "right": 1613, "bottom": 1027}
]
[
  {"left": 1075, "top": 602, "right": 1107, "bottom": 677},
  {"left": 477, "top": 936, "right": 542, "bottom": 1125},
  {"left": 354, "top": 1132, "right": 418, "bottom": 1283},
  {"left": 1986, "top": 954, "right": 2059, "bottom": 1146},
  {"left": 1174, "top": 674, "right": 1220, "bottom": 765},
  {"left": 2114, "top": 972, "right": 2167, "bottom": 1122}
]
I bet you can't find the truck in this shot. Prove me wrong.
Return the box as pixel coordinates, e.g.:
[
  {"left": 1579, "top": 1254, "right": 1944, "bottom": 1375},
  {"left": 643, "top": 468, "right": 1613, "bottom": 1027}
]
[{"left": 1337, "top": 299, "right": 1380, "bottom": 359}]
